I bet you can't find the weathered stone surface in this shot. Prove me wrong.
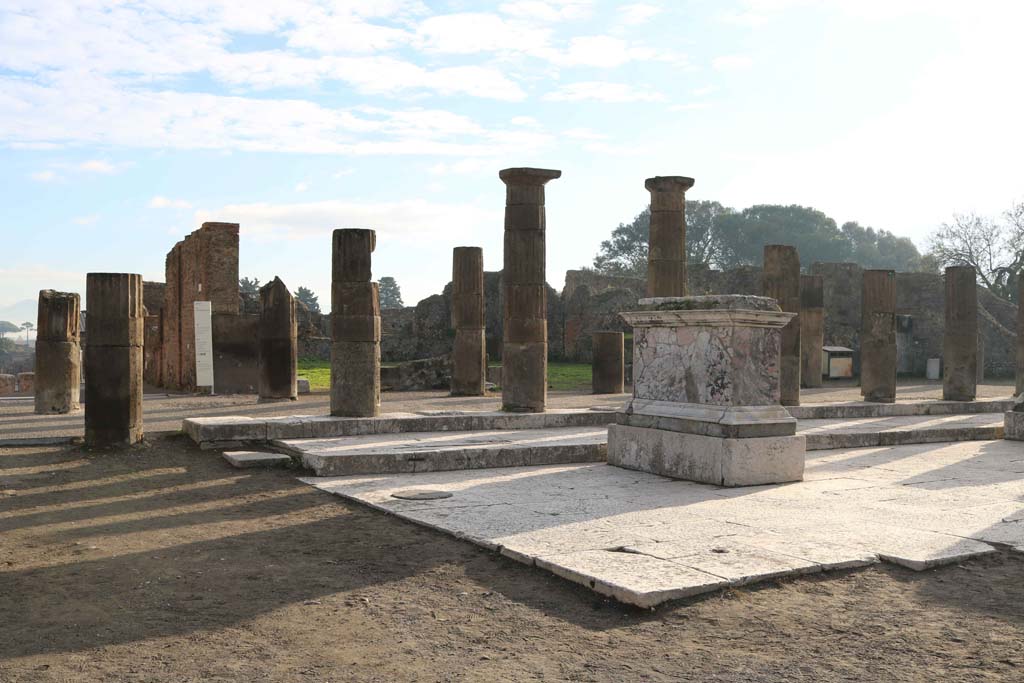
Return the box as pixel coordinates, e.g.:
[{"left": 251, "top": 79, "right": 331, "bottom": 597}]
[
  {"left": 1005, "top": 410, "right": 1024, "bottom": 441},
  {"left": 84, "top": 273, "right": 144, "bottom": 447},
  {"left": 762, "top": 245, "right": 801, "bottom": 406},
  {"left": 799, "top": 275, "right": 824, "bottom": 388},
  {"left": 35, "top": 290, "right": 81, "bottom": 414},
  {"left": 297, "top": 378, "right": 311, "bottom": 394},
  {"left": 17, "top": 372, "right": 34, "bottom": 394},
  {"left": 381, "top": 355, "right": 452, "bottom": 391},
  {"left": 451, "top": 247, "right": 486, "bottom": 396},
  {"left": 222, "top": 450, "right": 292, "bottom": 469},
  {"left": 645, "top": 176, "right": 694, "bottom": 298},
  {"left": 143, "top": 313, "right": 162, "bottom": 386},
  {"left": 331, "top": 228, "right": 381, "bottom": 417},
  {"left": 861, "top": 270, "right": 897, "bottom": 403},
  {"left": 0, "top": 374, "right": 14, "bottom": 396},
  {"left": 943, "top": 266, "right": 978, "bottom": 401},
  {"left": 1017, "top": 277, "right": 1024, "bottom": 395},
  {"left": 258, "top": 277, "right": 297, "bottom": 402},
  {"left": 592, "top": 331, "right": 624, "bottom": 394},
  {"left": 501, "top": 167, "right": 559, "bottom": 413}
]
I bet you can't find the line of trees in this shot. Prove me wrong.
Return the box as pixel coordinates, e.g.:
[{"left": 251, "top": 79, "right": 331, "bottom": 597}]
[
  {"left": 238, "top": 277, "right": 404, "bottom": 313},
  {"left": 591, "top": 201, "right": 924, "bottom": 278}
]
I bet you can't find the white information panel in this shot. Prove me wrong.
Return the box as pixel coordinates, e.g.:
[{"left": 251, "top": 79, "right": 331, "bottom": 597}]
[{"left": 193, "top": 301, "right": 215, "bottom": 391}]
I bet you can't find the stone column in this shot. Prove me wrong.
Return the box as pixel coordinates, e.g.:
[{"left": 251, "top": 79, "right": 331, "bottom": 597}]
[
  {"left": 799, "top": 275, "right": 823, "bottom": 389},
  {"left": 34, "top": 289, "right": 82, "bottom": 414},
  {"left": 84, "top": 273, "right": 143, "bottom": 447},
  {"left": 645, "top": 176, "right": 696, "bottom": 298},
  {"left": 258, "top": 277, "right": 297, "bottom": 402},
  {"left": 331, "top": 229, "right": 381, "bottom": 417},
  {"left": 592, "top": 331, "right": 624, "bottom": 394},
  {"left": 1017, "top": 276, "right": 1024, "bottom": 395},
  {"left": 943, "top": 266, "right": 978, "bottom": 401},
  {"left": 500, "top": 167, "right": 561, "bottom": 413},
  {"left": 860, "top": 270, "right": 897, "bottom": 403},
  {"left": 762, "top": 245, "right": 801, "bottom": 406},
  {"left": 450, "top": 247, "right": 486, "bottom": 396}
]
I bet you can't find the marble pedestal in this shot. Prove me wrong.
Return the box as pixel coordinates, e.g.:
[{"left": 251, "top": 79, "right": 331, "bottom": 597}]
[{"left": 608, "top": 295, "right": 805, "bottom": 486}]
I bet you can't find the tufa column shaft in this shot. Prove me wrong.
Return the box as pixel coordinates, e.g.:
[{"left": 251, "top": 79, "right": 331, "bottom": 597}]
[
  {"left": 1017, "top": 277, "right": 1024, "bottom": 395},
  {"left": 331, "top": 229, "right": 381, "bottom": 417},
  {"left": 451, "top": 246, "right": 486, "bottom": 396},
  {"left": 799, "top": 275, "right": 824, "bottom": 389},
  {"left": 84, "top": 273, "right": 144, "bottom": 447},
  {"left": 645, "top": 176, "right": 695, "bottom": 298},
  {"left": 763, "top": 245, "right": 801, "bottom": 406},
  {"left": 258, "top": 277, "right": 298, "bottom": 402},
  {"left": 34, "top": 290, "right": 82, "bottom": 414},
  {"left": 943, "top": 265, "right": 978, "bottom": 401},
  {"left": 592, "top": 331, "right": 625, "bottom": 394},
  {"left": 860, "top": 270, "right": 897, "bottom": 403},
  {"left": 500, "top": 167, "right": 561, "bottom": 413}
]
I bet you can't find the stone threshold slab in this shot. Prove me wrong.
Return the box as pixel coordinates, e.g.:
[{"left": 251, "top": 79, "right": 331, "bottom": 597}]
[
  {"left": 275, "top": 427, "right": 608, "bottom": 476},
  {"left": 302, "top": 439, "right": 1021, "bottom": 607},
  {"left": 184, "top": 408, "right": 616, "bottom": 446},
  {"left": 788, "top": 397, "right": 1013, "bottom": 420}
]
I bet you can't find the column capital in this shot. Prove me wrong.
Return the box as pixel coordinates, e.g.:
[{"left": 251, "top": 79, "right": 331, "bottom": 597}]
[
  {"left": 645, "top": 176, "right": 695, "bottom": 193},
  {"left": 499, "top": 167, "right": 562, "bottom": 186}
]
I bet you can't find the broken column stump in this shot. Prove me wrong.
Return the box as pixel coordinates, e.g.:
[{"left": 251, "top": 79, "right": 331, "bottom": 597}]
[
  {"left": 331, "top": 229, "right": 381, "bottom": 417},
  {"left": 645, "top": 176, "right": 695, "bottom": 298},
  {"left": 799, "top": 275, "right": 824, "bottom": 389},
  {"left": 500, "top": 167, "right": 561, "bottom": 413},
  {"left": 943, "top": 265, "right": 978, "bottom": 401},
  {"left": 763, "top": 245, "right": 801, "bottom": 406},
  {"left": 34, "top": 289, "right": 82, "bottom": 414},
  {"left": 258, "top": 277, "right": 298, "bottom": 402},
  {"left": 84, "top": 273, "right": 144, "bottom": 447},
  {"left": 592, "top": 331, "right": 624, "bottom": 394},
  {"left": 451, "top": 246, "right": 486, "bottom": 397},
  {"left": 609, "top": 295, "right": 804, "bottom": 486},
  {"left": 861, "top": 270, "right": 897, "bottom": 403}
]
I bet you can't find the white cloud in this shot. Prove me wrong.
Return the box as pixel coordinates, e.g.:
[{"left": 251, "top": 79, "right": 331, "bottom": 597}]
[
  {"left": 416, "top": 13, "right": 551, "bottom": 54},
  {"left": 333, "top": 168, "right": 355, "bottom": 178},
  {"left": 543, "top": 82, "right": 664, "bottom": 103},
  {"left": 295, "top": 181, "right": 309, "bottom": 193},
  {"left": 149, "top": 196, "right": 193, "bottom": 209},
  {"left": 619, "top": 4, "right": 662, "bottom": 25},
  {"left": 500, "top": 0, "right": 593, "bottom": 22},
  {"left": 712, "top": 55, "right": 754, "bottom": 71},
  {"left": 79, "top": 160, "right": 116, "bottom": 174},
  {"left": 29, "top": 170, "right": 57, "bottom": 182},
  {"left": 73, "top": 214, "right": 99, "bottom": 225},
  {"left": 670, "top": 102, "right": 711, "bottom": 111},
  {"left": 563, "top": 127, "right": 607, "bottom": 140},
  {"left": 692, "top": 86, "right": 716, "bottom": 96},
  {"left": 510, "top": 116, "right": 542, "bottom": 128},
  {"left": 428, "top": 158, "right": 492, "bottom": 175}
]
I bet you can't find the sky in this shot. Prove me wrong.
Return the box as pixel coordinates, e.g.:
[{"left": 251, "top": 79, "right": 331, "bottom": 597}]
[{"left": 2, "top": 0, "right": 1023, "bottom": 327}]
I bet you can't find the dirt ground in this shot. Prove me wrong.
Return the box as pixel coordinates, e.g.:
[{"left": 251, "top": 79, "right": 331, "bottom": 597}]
[{"left": 2, "top": 436, "right": 1023, "bottom": 682}]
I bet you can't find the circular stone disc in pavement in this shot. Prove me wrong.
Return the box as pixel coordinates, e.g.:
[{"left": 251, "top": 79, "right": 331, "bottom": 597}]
[{"left": 391, "top": 489, "right": 454, "bottom": 500}]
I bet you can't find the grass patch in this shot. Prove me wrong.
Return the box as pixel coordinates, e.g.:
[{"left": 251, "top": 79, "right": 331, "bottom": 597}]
[{"left": 297, "top": 358, "right": 331, "bottom": 391}]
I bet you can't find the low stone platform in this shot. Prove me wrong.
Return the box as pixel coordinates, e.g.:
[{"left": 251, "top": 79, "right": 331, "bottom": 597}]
[
  {"left": 304, "top": 439, "right": 1024, "bottom": 607},
  {"left": 222, "top": 450, "right": 293, "bottom": 469},
  {"left": 185, "top": 408, "right": 616, "bottom": 448},
  {"left": 788, "top": 397, "right": 1013, "bottom": 420},
  {"left": 275, "top": 427, "right": 608, "bottom": 475},
  {"left": 799, "top": 413, "right": 1004, "bottom": 450}
]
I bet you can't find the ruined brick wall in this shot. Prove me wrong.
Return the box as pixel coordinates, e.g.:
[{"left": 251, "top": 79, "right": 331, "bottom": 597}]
[
  {"left": 563, "top": 270, "right": 644, "bottom": 300},
  {"left": 143, "top": 281, "right": 166, "bottom": 315},
  {"left": 161, "top": 222, "right": 241, "bottom": 390},
  {"left": 212, "top": 313, "right": 258, "bottom": 393}
]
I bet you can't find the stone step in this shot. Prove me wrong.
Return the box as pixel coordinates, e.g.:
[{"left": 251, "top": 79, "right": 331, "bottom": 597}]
[
  {"left": 222, "top": 450, "right": 293, "bottom": 469},
  {"left": 788, "top": 397, "right": 1012, "bottom": 420},
  {"left": 184, "top": 408, "right": 616, "bottom": 447},
  {"left": 274, "top": 427, "right": 608, "bottom": 476},
  {"left": 798, "top": 414, "right": 1004, "bottom": 450}
]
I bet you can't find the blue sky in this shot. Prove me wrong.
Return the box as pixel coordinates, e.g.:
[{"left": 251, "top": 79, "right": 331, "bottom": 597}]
[{"left": 2, "top": 0, "right": 1023, "bottom": 327}]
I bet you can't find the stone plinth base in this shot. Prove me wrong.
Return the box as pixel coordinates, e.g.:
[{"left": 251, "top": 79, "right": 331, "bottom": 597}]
[
  {"left": 1004, "top": 411, "right": 1024, "bottom": 440},
  {"left": 608, "top": 424, "right": 805, "bottom": 487}
]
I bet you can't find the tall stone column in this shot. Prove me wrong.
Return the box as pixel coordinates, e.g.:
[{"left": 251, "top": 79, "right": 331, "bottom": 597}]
[
  {"left": 592, "top": 331, "right": 624, "bottom": 394},
  {"left": 500, "top": 167, "right": 561, "bottom": 413},
  {"left": 1016, "top": 274, "right": 1024, "bottom": 395},
  {"left": 799, "top": 275, "right": 824, "bottom": 389},
  {"left": 451, "top": 246, "right": 486, "bottom": 396},
  {"left": 34, "top": 290, "right": 81, "bottom": 414},
  {"left": 762, "top": 245, "right": 801, "bottom": 406},
  {"left": 258, "top": 277, "right": 297, "bottom": 402},
  {"left": 943, "top": 265, "right": 978, "bottom": 401},
  {"left": 84, "top": 273, "right": 143, "bottom": 447},
  {"left": 331, "top": 229, "right": 381, "bottom": 417},
  {"left": 645, "top": 176, "right": 695, "bottom": 298},
  {"left": 860, "top": 270, "right": 897, "bottom": 403}
]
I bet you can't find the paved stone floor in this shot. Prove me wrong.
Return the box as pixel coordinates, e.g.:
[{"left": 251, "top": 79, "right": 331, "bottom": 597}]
[{"left": 306, "top": 439, "right": 1024, "bottom": 607}]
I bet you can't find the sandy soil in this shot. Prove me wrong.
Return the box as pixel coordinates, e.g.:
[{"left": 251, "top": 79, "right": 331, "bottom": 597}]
[{"left": 2, "top": 436, "right": 1023, "bottom": 682}]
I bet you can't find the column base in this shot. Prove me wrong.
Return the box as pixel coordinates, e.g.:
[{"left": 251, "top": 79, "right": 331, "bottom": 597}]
[
  {"left": 1005, "top": 411, "right": 1024, "bottom": 440},
  {"left": 608, "top": 424, "right": 805, "bottom": 487}
]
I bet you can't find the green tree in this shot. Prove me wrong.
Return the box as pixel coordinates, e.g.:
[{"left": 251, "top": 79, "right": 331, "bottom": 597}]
[
  {"left": 0, "top": 337, "right": 14, "bottom": 353},
  {"left": 239, "top": 277, "right": 261, "bottom": 296},
  {"left": 715, "top": 204, "right": 847, "bottom": 267},
  {"left": 0, "top": 321, "right": 18, "bottom": 338},
  {"left": 379, "top": 276, "right": 404, "bottom": 309},
  {"left": 20, "top": 321, "right": 34, "bottom": 341},
  {"left": 295, "top": 286, "right": 320, "bottom": 313},
  {"left": 839, "top": 222, "right": 921, "bottom": 271}
]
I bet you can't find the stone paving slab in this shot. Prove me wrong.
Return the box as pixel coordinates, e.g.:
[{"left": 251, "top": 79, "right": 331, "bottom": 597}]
[
  {"left": 798, "top": 413, "right": 1004, "bottom": 450},
  {"left": 302, "top": 439, "right": 1024, "bottom": 607},
  {"left": 276, "top": 427, "right": 608, "bottom": 475},
  {"left": 787, "top": 397, "right": 1013, "bottom": 420},
  {"left": 222, "top": 450, "right": 293, "bottom": 469}
]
